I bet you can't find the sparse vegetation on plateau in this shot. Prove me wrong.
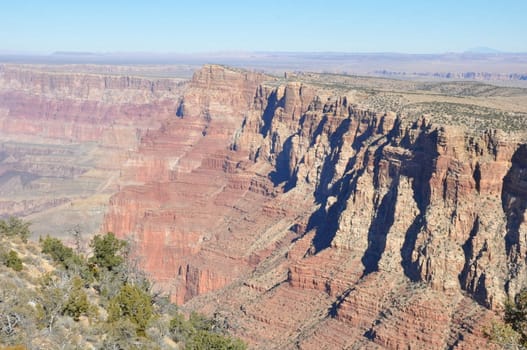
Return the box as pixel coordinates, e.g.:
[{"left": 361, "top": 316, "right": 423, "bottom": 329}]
[
  {"left": 286, "top": 71, "right": 527, "bottom": 138},
  {"left": 401, "top": 101, "right": 527, "bottom": 132}
]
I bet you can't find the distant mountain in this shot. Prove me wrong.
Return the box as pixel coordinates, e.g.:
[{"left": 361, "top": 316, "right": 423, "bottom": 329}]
[
  {"left": 51, "top": 51, "right": 101, "bottom": 56},
  {"left": 465, "top": 46, "right": 503, "bottom": 54}
]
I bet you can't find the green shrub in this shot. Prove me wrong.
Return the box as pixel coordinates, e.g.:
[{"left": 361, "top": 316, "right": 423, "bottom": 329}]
[
  {"left": 185, "top": 330, "right": 247, "bottom": 350},
  {"left": 169, "top": 312, "right": 194, "bottom": 342},
  {"left": 62, "top": 276, "right": 91, "bottom": 321},
  {"left": 484, "top": 320, "right": 521, "bottom": 347},
  {"left": 169, "top": 311, "right": 246, "bottom": 349},
  {"left": 40, "top": 236, "right": 74, "bottom": 265},
  {"left": 486, "top": 289, "right": 527, "bottom": 347},
  {"left": 89, "top": 232, "right": 127, "bottom": 271},
  {"left": 504, "top": 290, "right": 527, "bottom": 346},
  {"left": 2, "top": 250, "right": 23, "bottom": 271},
  {"left": 0, "top": 217, "right": 31, "bottom": 243},
  {"left": 108, "top": 283, "right": 154, "bottom": 336},
  {"left": 40, "top": 236, "right": 89, "bottom": 280},
  {"left": 100, "top": 318, "right": 148, "bottom": 350}
]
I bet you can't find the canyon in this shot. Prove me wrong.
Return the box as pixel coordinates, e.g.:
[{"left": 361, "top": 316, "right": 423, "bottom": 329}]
[
  {"left": 1, "top": 63, "right": 527, "bottom": 348},
  {"left": 0, "top": 64, "right": 185, "bottom": 237}
]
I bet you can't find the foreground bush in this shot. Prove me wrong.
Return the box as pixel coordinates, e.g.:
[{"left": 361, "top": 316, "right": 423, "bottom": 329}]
[
  {"left": 0, "top": 226, "right": 247, "bottom": 349},
  {"left": 0, "top": 217, "right": 30, "bottom": 242},
  {"left": 108, "top": 283, "right": 154, "bottom": 336},
  {"left": 2, "top": 250, "right": 23, "bottom": 271},
  {"left": 89, "top": 232, "right": 127, "bottom": 271},
  {"left": 486, "top": 289, "right": 527, "bottom": 348}
]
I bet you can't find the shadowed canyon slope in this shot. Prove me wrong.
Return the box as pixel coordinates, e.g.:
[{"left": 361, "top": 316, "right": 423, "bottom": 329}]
[
  {"left": 2, "top": 63, "right": 527, "bottom": 348},
  {"left": 104, "top": 65, "right": 527, "bottom": 348}
]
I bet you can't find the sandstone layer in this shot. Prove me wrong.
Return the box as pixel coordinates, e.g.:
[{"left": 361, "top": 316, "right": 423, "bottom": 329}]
[
  {"left": 102, "top": 65, "right": 527, "bottom": 348},
  {"left": 0, "top": 64, "right": 185, "bottom": 236}
]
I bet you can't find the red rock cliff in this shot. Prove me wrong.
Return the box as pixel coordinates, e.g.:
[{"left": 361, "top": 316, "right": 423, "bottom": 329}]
[
  {"left": 103, "top": 65, "right": 526, "bottom": 348},
  {"left": 104, "top": 65, "right": 272, "bottom": 303}
]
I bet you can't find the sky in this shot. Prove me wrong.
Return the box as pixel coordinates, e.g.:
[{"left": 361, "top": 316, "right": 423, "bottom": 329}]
[{"left": 0, "top": 0, "right": 526, "bottom": 54}]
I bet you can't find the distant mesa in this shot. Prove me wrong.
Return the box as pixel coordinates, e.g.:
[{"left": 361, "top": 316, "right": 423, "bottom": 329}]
[
  {"left": 51, "top": 51, "right": 101, "bottom": 56},
  {"left": 464, "top": 46, "right": 503, "bottom": 54}
]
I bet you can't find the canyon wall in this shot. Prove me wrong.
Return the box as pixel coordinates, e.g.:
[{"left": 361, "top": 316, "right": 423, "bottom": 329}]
[
  {"left": 104, "top": 65, "right": 274, "bottom": 302},
  {"left": 0, "top": 64, "right": 185, "bottom": 235},
  {"left": 104, "top": 65, "right": 527, "bottom": 348},
  {"left": 2, "top": 63, "right": 525, "bottom": 348},
  {"left": 0, "top": 64, "right": 183, "bottom": 144}
]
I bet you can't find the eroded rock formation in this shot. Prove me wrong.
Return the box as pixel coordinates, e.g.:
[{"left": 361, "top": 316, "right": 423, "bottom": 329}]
[
  {"left": 0, "top": 64, "right": 185, "bottom": 235},
  {"left": 103, "top": 65, "right": 526, "bottom": 348},
  {"left": 2, "top": 63, "right": 525, "bottom": 348}
]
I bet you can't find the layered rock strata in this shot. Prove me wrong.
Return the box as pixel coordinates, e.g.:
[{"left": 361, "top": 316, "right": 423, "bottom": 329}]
[
  {"left": 104, "top": 65, "right": 526, "bottom": 348},
  {"left": 1, "top": 62, "right": 522, "bottom": 348},
  {"left": 0, "top": 64, "right": 184, "bottom": 235}
]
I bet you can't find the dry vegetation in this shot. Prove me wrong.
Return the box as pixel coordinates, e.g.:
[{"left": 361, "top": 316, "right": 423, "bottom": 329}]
[{"left": 0, "top": 218, "right": 246, "bottom": 350}]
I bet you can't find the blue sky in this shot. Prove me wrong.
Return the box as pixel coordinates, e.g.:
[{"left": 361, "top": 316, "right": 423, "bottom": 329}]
[{"left": 1, "top": 0, "right": 525, "bottom": 54}]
